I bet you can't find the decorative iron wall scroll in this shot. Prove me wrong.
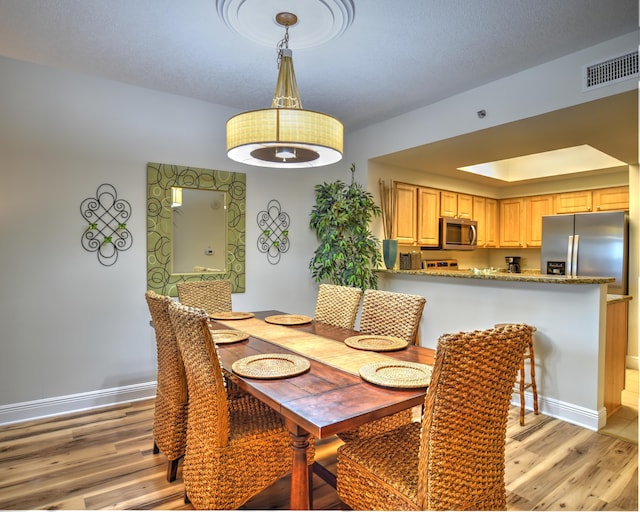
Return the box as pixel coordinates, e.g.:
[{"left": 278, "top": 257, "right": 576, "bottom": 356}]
[
  {"left": 81, "top": 184, "right": 133, "bottom": 266},
  {"left": 257, "top": 199, "right": 290, "bottom": 264}
]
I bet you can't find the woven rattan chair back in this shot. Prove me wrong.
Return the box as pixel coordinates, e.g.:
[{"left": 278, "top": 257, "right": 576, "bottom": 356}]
[
  {"left": 314, "top": 284, "right": 363, "bottom": 329},
  {"left": 176, "top": 279, "right": 232, "bottom": 316},
  {"left": 417, "top": 324, "right": 532, "bottom": 509},
  {"left": 337, "top": 290, "right": 425, "bottom": 443},
  {"left": 145, "top": 290, "right": 187, "bottom": 482},
  {"left": 168, "top": 300, "right": 298, "bottom": 509},
  {"left": 336, "top": 324, "right": 530, "bottom": 510},
  {"left": 359, "top": 289, "right": 426, "bottom": 345}
]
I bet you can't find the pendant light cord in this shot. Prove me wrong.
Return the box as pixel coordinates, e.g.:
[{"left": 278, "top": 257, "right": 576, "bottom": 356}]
[{"left": 276, "top": 25, "right": 290, "bottom": 68}]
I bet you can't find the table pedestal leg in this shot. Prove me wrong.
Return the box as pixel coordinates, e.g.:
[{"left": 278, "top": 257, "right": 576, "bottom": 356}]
[{"left": 287, "top": 420, "right": 312, "bottom": 510}]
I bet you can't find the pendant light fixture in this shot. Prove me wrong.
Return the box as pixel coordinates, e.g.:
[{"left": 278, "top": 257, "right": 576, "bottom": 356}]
[{"left": 226, "top": 12, "right": 343, "bottom": 168}]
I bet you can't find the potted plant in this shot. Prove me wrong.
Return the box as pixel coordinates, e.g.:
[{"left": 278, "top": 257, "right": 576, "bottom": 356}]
[
  {"left": 309, "top": 164, "right": 382, "bottom": 290},
  {"left": 378, "top": 178, "right": 397, "bottom": 269}
]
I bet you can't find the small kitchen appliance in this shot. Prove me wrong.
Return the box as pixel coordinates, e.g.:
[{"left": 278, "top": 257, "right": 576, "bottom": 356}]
[
  {"left": 438, "top": 217, "right": 478, "bottom": 250},
  {"left": 505, "top": 256, "right": 521, "bottom": 273},
  {"left": 422, "top": 259, "right": 458, "bottom": 270}
]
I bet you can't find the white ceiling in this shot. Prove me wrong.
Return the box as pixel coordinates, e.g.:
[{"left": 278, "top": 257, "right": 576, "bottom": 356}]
[{"left": 0, "top": 0, "right": 637, "bottom": 183}]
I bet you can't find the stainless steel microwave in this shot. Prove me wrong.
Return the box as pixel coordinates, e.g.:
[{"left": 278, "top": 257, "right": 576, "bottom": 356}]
[{"left": 439, "top": 217, "right": 478, "bottom": 250}]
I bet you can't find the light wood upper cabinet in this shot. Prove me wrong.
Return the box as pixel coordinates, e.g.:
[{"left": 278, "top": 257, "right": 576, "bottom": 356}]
[
  {"left": 393, "top": 182, "right": 418, "bottom": 244},
  {"left": 484, "top": 198, "right": 499, "bottom": 248},
  {"left": 472, "top": 196, "right": 499, "bottom": 248},
  {"left": 554, "top": 190, "right": 593, "bottom": 213},
  {"left": 457, "top": 194, "right": 473, "bottom": 219},
  {"left": 473, "top": 196, "right": 486, "bottom": 246},
  {"left": 499, "top": 198, "right": 525, "bottom": 247},
  {"left": 593, "top": 186, "right": 629, "bottom": 211},
  {"left": 417, "top": 186, "right": 440, "bottom": 247},
  {"left": 440, "top": 191, "right": 472, "bottom": 219},
  {"left": 440, "top": 191, "right": 457, "bottom": 218},
  {"left": 524, "top": 194, "right": 554, "bottom": 247}
]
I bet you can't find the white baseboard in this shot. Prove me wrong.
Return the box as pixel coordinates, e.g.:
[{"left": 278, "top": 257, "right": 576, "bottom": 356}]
[
  {"left": 512, "top": 391, "right": 602, "bottom": 431},
  {"left": 626, "top": 355, "right": 638, "bottom": 370},
  {"left": 0, "top": 384, "right": 604, "bottom": 431},
  {"left": 0, "top": 382, "right": 157, "bottom": 426}
]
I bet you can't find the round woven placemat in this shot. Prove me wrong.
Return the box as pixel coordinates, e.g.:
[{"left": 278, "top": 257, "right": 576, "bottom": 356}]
[
  {"left": 344, "top": 335, "right": 408, "bottom": 352},
  {"left": 209, "top": 311, "right": 255, "bottom": 320},
  {"left": 359, "top": 361, "right": 432, "bottom": 388},
  {"left": 264, "top": 314, "right": 312, "bottom": 325},
  {"left": 232, "top": 353, "right": 311, "bottom": 379},
  {"left": 209, "top": 329, "right": 249, "bottom": 344}
]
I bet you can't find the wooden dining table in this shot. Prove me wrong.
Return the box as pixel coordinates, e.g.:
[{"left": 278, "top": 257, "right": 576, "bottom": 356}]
[{"left": 210, "top": 310, "right": 435, "bottom": 510}]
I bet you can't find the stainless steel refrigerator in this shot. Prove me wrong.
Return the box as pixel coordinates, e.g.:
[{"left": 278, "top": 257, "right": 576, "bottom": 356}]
[{"left": 541, "top": 211, "right": 628, "bottom": 294}]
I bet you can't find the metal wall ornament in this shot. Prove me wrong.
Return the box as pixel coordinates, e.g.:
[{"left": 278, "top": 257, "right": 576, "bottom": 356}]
[
  {"left": 257, "top": 199, "right": 290, "bottom": 264},
  {"left": 81, "top": 184, "right": 133, "bottom": 266}
]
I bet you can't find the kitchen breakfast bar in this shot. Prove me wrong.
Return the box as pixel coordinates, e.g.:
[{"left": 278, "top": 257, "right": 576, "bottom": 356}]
[{"left": 377, "top": 268, "right": 631, "bottom": 431}]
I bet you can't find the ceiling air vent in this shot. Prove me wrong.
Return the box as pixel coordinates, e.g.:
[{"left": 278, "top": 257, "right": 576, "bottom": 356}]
[{"left": 582, "top": 50, "right": 638, "bottom": 91}]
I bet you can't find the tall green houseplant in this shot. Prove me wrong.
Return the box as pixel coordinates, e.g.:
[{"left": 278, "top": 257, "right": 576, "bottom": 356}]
[{"left": 309, "top": 164, "right": 382, "bottom": 290}]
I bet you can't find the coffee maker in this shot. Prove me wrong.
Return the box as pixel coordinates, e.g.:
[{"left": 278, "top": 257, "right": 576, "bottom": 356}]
[{"left": 505, "top": 256, "right": 521, "bottom": 273}]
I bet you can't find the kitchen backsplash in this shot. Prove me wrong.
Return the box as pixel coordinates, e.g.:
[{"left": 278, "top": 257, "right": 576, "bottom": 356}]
[{"left": 398, "top": 245, "right": 542, "bottom": 271}]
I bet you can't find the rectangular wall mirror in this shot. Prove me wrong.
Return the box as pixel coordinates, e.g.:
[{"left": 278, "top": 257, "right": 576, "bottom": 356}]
[
  {"left": 147, "top": 162, "right": 246, "bottom": 296},
  {"left": 172, "top": 188, "right": 227, "bottom": 273}
]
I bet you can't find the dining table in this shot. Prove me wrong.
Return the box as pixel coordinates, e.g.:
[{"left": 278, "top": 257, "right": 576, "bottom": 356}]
[{"left": 209, "top": 310, "right": 435, "bottom": 510}]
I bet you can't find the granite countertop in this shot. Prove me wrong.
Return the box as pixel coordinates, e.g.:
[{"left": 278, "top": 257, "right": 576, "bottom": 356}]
[
  {"left": 377, "top": 268, "right": 616, "bottom": 285},
  {"left": 607, "top": 294, "right": 633, "bottom": 304}
]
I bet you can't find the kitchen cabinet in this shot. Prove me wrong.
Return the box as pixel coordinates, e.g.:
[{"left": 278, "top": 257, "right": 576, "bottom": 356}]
[
  {"left": 524, "top": 194, "right": 554, "bottom": 247},
  {"left": 604, "top": 299, "right": 629, "bottom": 417},
  {"left": 499, "top": 198, "right": 525, "bottom": 247},
  {"left": 473, "top": 196, "right": 486, "bottom": 246},
  {"left": 440, "top": 191, "right": 472, "bottom": 219},
  {"left": 485, "top": 198, "right": 499, "bottom": 247},
  {"left": 417, "top": 186, "right": 440, "bottom": 246},
  {"left": 457, "top": 194, "right": 473, "bottom": 219},
  {"left": 473, "top": 196, "right": 499, "bottom": 248},
  {"left": 440, "top": 191, "right": 457, "bottom": 218},
  {"left": 554, "top": 190, "right": 593, "bottom": 213},
  {"left": 394, "top": 182, "right": 418, "bottom": 244},
  {"left": 593, "top": 186, "right": 629, "bottom": 211}
]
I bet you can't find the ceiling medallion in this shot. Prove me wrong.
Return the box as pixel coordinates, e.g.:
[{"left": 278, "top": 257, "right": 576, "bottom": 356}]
[
  {"left": 216, "top": 0, "right": 355, "bottom": 49},
  {"left": 225, "top": 11, "right": 344, "bottom": 168}
]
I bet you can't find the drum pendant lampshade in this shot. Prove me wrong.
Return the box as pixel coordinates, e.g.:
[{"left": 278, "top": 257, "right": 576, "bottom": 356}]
[{"left": 226, "top": 13, "right": 343, "bottom": 168}]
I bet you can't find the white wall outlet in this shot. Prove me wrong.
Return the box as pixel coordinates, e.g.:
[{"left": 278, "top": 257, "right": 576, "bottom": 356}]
[{"left": 205, "top": 246, "right": 213, "bottom": 255}]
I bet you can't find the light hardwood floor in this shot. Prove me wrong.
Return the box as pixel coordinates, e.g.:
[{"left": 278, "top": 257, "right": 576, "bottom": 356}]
[
  {"left": 0, "top": 399, "right": 636, "bottom": 510},
  {"left": 600, "top": 368, "right": 639, "bottom": 444}
]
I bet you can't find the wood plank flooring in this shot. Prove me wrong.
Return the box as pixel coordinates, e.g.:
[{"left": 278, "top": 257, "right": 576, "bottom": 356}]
[{"left": 0, "top": 399, "right": 636, "bottom": 510}]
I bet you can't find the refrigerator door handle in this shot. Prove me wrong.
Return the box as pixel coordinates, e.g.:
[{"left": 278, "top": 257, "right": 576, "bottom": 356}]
[
  {"left": 566, "top": 235, "right": 574, "bottom": 276},
  {"left": 571, "top": 235, "right": 580, "bottom": 277}
]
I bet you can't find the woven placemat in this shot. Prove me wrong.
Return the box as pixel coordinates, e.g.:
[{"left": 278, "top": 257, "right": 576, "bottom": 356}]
[
  {"left": 344, "top": 335, "right": 408, "bottom": 352},
  {"left": 232, "top": 353, "right": 311, "bottom": 379},
  {"left": 210, "top": 311, "right": 255, "bottom": 320},
  {"left": 359, "top": 361, "right": 432, "bottom": 388},
  {"left": 264, "top": 314, "right": 312, "bottom": 326},
  {"left": 209, "top": 329, "right": 249, "bottom": 344}
]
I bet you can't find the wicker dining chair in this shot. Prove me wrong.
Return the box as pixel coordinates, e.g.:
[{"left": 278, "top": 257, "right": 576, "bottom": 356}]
[
  {"left": 168, "top": 300, "right": 313, "bottom": 509},
  {"left": 176, "top": 278, "right": 246, "bottom": 399},
  {"left": 338, "top": 289, "right": 427, "bottom": 443},
  {"left": 176, "top": 279, "right": 232, "bottom": 316},
  {"left": 336, "top": 324, "right": 532, "bottom": 511},
  {"left": 359, "top": 289, "right": 426, "bottom": 345},
  {"left": 313, "top": 284, "right": 363, "bottom": 329},
  {"left": 145, "top": 290, "right": 188, "bottom": 482}
]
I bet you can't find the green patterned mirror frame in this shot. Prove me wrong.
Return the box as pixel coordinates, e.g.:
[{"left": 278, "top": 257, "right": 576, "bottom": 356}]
[{"left": 147, "top": 162, "right": 245, "bottom": 296}]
